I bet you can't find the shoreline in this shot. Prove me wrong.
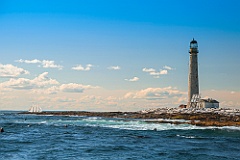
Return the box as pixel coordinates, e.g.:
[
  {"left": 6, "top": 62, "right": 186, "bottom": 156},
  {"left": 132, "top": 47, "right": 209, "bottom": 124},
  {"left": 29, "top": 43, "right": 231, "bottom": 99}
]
[{"left": 20, "top": 108, "right": 240, "bottom": 127}]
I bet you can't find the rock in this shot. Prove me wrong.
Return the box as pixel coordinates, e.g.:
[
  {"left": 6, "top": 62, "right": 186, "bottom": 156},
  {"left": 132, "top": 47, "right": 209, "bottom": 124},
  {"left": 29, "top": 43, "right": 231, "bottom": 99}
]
[{"left": 19, "top": 108, "right": 240, "bottom": 127}]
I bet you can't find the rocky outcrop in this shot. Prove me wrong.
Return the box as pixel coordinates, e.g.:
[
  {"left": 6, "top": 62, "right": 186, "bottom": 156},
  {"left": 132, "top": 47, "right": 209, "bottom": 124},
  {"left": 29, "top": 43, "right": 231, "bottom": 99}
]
[{"left": 20, "top": 108, "right": 240, "bottom": 127}]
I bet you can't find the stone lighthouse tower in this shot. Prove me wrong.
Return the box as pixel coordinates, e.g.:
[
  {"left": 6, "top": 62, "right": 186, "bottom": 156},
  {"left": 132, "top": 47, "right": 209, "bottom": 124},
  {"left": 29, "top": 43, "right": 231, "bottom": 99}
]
[{"left": 188, "top": 38, "right": 199, "bottom": 107}]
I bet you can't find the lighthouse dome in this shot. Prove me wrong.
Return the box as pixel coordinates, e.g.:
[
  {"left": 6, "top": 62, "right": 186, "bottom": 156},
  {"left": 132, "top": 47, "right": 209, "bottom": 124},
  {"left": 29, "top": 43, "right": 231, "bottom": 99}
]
[{"left": 190, "top": 38, "right": 197, "bottom": 44}]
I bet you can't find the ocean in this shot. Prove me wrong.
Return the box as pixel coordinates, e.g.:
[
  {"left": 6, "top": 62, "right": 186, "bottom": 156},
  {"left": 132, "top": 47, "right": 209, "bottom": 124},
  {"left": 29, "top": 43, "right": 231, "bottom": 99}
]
[{"left": 0, "top": 111, "right": 240, "bottom": 160}]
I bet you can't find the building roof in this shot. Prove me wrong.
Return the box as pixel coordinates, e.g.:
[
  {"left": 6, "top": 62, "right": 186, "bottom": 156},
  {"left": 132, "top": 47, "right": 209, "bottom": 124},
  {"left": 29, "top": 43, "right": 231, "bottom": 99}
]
[
  {"left": 200, "top": 98, "right": 219, "bottom": 103},
  {"left": 190, "top": 38, "right": 197, "bottom": 44}
]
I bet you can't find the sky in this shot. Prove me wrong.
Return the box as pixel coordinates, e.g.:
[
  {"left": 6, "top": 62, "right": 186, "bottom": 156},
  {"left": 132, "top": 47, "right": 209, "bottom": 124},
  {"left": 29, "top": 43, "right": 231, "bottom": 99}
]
[{"left": 0, "top": 0, "right": 240, "bottom": 111}]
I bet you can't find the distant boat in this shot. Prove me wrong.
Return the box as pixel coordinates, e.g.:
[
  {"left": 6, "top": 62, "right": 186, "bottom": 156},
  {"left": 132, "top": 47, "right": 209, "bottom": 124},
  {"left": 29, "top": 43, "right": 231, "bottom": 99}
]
[{"left": 28, "top": 105, "right": 42, "bottom": 113}]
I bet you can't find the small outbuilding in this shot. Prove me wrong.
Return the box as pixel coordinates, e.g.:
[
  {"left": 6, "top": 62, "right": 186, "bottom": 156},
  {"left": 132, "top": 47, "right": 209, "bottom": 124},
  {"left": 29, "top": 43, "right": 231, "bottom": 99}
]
[{"left": 199, "top": 98, "right": 219, "bottom": 108}]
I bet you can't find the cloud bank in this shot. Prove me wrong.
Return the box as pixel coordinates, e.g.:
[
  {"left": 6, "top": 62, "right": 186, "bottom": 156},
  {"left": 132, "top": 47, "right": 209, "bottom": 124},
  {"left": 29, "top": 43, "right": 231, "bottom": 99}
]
[
  {"left": 59, "top": 83, "right": 99, "bottom": 93},
  {"left": 0, "top": 72, "right": 59, "bottom": 90},
  {"left": 0, "top": 72, "right": 98, "bottom": 94},
  {"left": 124, "top": 87, "right": 184, "bottom": 100}
]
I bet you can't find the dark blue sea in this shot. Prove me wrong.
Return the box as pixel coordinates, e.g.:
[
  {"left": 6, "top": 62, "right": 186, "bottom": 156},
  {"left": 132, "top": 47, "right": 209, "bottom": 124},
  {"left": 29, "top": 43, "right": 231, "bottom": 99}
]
[{"left": 1, "top": 111, "right": 240, "bottom": 160}]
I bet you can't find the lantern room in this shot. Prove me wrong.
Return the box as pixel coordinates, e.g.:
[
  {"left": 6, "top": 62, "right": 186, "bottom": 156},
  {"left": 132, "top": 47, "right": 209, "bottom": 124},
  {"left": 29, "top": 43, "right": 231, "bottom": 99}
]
[{"left": 189, "top": 38, "right": 198, "bottom": 53}]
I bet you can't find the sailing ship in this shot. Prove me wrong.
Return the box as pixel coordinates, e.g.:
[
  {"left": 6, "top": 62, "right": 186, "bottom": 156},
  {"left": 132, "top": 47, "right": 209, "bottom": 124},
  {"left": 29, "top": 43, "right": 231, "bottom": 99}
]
[{"left": 28, "top": 105, "right": 42, "bottom": 113}]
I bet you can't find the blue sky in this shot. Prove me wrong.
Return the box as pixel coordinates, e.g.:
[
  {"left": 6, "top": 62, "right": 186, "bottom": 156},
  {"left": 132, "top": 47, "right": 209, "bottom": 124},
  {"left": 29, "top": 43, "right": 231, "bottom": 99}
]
[{"left": 0, "top": 0, "right": 240, "bottom": 111}]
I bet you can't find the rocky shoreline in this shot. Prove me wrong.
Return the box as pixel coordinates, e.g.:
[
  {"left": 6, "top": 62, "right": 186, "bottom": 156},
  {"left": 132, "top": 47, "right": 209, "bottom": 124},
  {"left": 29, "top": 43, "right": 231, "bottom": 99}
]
[{"left": 21, "top": 108, "right": 240, "bottom": 127}]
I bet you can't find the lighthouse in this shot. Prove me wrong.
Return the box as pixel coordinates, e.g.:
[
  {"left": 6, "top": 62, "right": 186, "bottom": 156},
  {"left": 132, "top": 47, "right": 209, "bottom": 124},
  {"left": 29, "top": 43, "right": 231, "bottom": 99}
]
[{"left": 188, "top": 38, "right": 199, "bottom": 107}]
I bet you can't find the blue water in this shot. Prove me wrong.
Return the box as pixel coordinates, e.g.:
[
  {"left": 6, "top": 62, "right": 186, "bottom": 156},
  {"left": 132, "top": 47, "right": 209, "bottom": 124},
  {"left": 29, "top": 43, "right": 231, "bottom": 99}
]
[{"left": 1, "top": 111, "right": 240, "bottom": 160}]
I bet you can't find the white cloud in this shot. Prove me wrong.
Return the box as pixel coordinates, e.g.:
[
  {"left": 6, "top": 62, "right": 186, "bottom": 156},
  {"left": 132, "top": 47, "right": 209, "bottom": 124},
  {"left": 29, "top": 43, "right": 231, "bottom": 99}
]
[
  {"left": 16, "top": 59, "right": 63, "bottom": 70},
  {"left": 59, "top": 83, "right": 98, "bottom": 93},
  {"left": 33, "top": 86, "right": 59, "bottom": 95},
  {"left": 143, "top": 66, "right": 172, "bottom": 78},
  {"left": 0, "top": 71, "right": 100, "bottom": 95},
  {"left": 16, "top": 59, "right": 41, "bottom": 64},
  {"left": 30, "top": 83, "right": 99, "bottom": 95},
  {"left": 41, "top": 60, "right": 63, "bottom": 70},
  {"left": 0, "top": 64, "right": 29, "bottom": 78},
  {"left": 71, "top": 65, "right": 84, "bottom": 71},
  {"left": 125, "top": 77, "right": 139, "bottom": 82},
  {"left": 0, "top": 72, "right": 59, "bottom": 90},
  {"left": 72, "top": 64, "right": 93, "bottom": 71},
  {"left": 124, "top": 87, "right": 184, "bottom": 100},
  {"left": 108, "top": 66, "right": 121, "bottom": 70},
  {"left": 32, "top": 72, "right": 59, "bottom": 87},
  {"left": 149, "top": 70, "right": 168, "bottom": 76},
  {"left": 142, "top": 68, "right": 156, "bottom": 73},
  {"left": 163, "top": 65, "right": 174, "bottom": 70}
]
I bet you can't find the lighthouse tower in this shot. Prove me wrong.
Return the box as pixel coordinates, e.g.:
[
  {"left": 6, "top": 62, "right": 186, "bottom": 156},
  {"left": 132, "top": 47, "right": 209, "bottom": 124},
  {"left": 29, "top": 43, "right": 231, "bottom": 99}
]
[{"left": 188, "top": 38, "right": 199, "bottom": 107}]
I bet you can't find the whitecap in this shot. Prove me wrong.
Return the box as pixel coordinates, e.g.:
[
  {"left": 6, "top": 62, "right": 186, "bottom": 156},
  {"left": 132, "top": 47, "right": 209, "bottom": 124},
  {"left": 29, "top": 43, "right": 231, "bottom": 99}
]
[
  {"left": 176, "top": 135, "right": 197, "bottom": 139},
  {"left": 219, "top": 126, "right": 240, "bottom": 131}
]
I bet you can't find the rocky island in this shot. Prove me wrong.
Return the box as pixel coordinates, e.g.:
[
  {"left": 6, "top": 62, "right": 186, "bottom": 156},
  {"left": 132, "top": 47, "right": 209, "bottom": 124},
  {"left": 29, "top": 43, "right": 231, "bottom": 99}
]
[{"left": 21, "top": 107, "right": 240, "bottom": 127}]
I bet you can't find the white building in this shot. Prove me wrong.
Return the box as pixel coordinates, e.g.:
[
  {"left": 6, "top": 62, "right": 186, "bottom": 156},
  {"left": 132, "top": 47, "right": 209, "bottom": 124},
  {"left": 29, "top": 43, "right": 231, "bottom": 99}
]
[{"left": 199, "top": 99, "right": 219, "bottom": 108}]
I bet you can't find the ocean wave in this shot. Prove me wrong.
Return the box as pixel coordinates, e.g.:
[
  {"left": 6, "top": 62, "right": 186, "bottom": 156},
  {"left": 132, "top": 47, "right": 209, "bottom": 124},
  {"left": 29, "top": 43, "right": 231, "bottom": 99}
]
[
  {"left": 176, "top": 135, "right": 197, "bottom": 139},
  {"left": 5, "top": 115, "right": 240, "bottom": 131},
  {"left": 220, "top": 126, "right": 240, "bottom": 131},
  {"left": 76, "top": 117, "right": 206, "bottom": 131}
]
